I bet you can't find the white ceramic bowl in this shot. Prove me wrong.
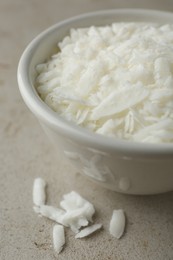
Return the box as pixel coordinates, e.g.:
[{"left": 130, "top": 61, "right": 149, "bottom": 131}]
[{"left": 18, "top": 9, "right": 173, "bottom": 195}]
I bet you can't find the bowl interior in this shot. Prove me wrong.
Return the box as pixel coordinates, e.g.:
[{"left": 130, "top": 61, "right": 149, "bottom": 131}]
[{"left": 18, "top": 9, "right": 173, "bottom": 158}]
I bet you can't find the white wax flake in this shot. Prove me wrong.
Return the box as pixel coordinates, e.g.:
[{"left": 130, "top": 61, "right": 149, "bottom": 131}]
[
  {"left": 96, "top": 119, "right": 116, "bottom": 136},
  {"left": 60, "top": 191, "right": 95, "bottom": 221},
  {"left": 61, "top": 211, "right": 89, "bottom": 233},
  {"left": 33, "top": 178, "right": 46, "bottom": 206},
  {"left": 60, "top": 191, "right": 95, "bottom": 233},
  {"left": 124, "top": 111, "right": 135, "bottom": 134},
  {"left": 91, "top": 83, "right": 149, "bottom": 120},
  {"left": 109, "top": 209, "right": 125, "bottom": 239},
  {"left": 75, "top": 223, "right": 102, "bottom": 238},
  {"left": 53, "top": 224, "right": 65, "bottom": 254},
  {"left": 154, "top": 57, "right": 171, "bottom": 82},
  {"left": 133, "top": 118, "right": 173, "bottom": 142},
  {"left": 36, "top": 22, "right": 173, "bottom": 143},
  {"left": 35, "top": 63, "right": 47, "bottom": 73},
  {"left": 33, "top": 205, "right": 66, "bottom": 225}
]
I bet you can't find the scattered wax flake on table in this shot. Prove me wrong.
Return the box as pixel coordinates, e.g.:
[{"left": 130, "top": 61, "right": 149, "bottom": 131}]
[{"left": 33, "top": 177, "right": 47, "bottom": 206}]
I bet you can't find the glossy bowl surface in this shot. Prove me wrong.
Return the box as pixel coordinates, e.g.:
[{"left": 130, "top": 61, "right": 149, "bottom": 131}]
[{"left": 18, "top": 9, "right": 173, "bottom": 194}]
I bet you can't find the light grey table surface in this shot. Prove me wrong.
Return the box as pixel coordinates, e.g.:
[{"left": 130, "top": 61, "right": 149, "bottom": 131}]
[{"left": 1, "top": 0, "right": 173, "bottom": 259}]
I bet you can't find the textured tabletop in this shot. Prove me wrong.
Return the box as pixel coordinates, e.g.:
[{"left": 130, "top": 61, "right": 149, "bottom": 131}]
[{"left": 1, "top": 0, "right": 173, "bottom": 259}]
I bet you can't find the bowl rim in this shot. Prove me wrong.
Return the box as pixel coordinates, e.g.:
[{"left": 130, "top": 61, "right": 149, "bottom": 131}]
[{"left": 17, "top": 8, "right": 173, "bottom": 159}]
